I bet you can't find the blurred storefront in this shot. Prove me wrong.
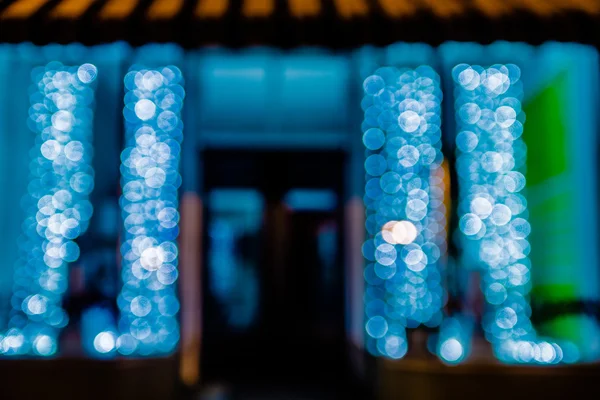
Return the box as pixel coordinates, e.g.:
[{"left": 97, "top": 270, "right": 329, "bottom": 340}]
[{"left": 1, "top": 1, "right": 600, "bottom": 399}]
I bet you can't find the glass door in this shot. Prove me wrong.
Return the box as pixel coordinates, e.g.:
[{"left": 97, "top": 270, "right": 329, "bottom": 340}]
[{"left": 201, "top": 150, "right": 346, "bottom": 389}]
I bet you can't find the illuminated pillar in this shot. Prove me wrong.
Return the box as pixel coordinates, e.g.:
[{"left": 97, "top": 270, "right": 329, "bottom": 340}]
[
  {"left": 1, "top": 62, "right": 97, "bottom": 356},
  {"left": 361, "top": 66, "right": 446, "bottom": 358},
  {"left": 116, "top": 65, "right": 185, "bottom": 356},
  {"left": 453, "top": 63, "right": 573, "bottom": 364}
]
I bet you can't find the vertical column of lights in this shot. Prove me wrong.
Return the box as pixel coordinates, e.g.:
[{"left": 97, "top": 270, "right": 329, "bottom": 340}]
[
  {"left": 361, "top": 66, "right": 446, "bottom": 358},
  {"left": 117, "top": 66, "right": 184, "bottom": 356},
  {"left": 453, "top": 64, "right": 568, "bottom": 364},
  {"left": 0, "top": 63, "right": 97, "bottom": 356}
]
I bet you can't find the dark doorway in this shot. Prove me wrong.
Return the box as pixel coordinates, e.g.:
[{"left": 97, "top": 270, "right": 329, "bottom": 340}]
[{"left": 200, "top": 150, "right": 348, "bottom": 395}]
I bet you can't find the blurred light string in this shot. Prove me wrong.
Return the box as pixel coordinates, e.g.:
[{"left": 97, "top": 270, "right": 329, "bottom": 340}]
[
  {"left": 117, "top": 65, "right": 184, "bottom": 356},
  {"left": 0, "top": 62, "right": 97, "bottom": 356},
  {"left": 361, "top": 66, "right": 447, "bottom": 358},
  {"left": 453, "top": 63, "right": 575, "bottom": 364}
]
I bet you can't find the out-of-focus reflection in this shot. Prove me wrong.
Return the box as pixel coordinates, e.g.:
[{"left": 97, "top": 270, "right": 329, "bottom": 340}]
[{"left": 207, "top": 189, "right": 262, "bottom": 329}]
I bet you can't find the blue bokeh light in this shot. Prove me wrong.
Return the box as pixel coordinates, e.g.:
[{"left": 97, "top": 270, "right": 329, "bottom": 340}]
[
  {"left": 436, "top": 316, "right": 473, "bottom": 365},
  {"left": 453, "top": 63, "right": 575, "bottom": 365},
  {"left": 1, "top": 62, "right": 96, "bottom": 356},
  {"left": 362, "top": 66, "right": 447, "bottom": 358},
  {"left": 117, "top": 65, "right": 184, "bottom": 356},
  {"left": 82, "top": 306, "right": 117, "bottom": 358}
]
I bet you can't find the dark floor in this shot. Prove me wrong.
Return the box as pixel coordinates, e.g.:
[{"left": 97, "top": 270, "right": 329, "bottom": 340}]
[{"left": 196, "top": 384, "right": 348, "bottom": 400}]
